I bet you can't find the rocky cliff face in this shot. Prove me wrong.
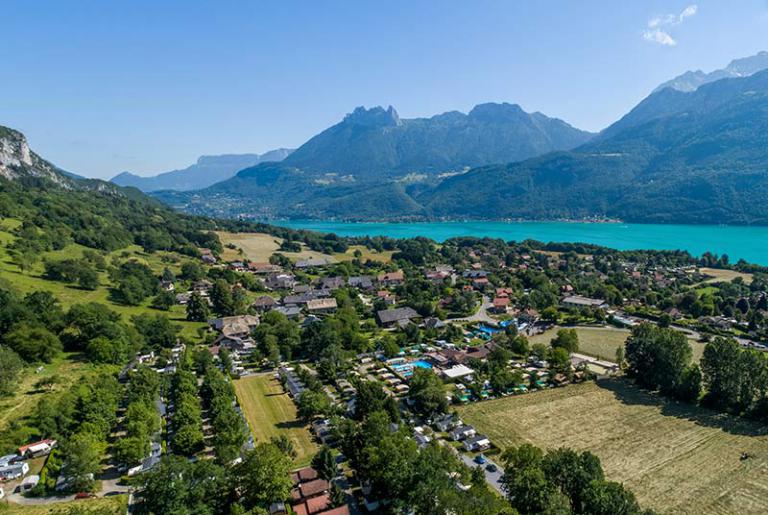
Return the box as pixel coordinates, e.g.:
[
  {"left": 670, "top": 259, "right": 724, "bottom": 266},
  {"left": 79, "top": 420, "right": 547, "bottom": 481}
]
[{"left": 0, "top": 126, "right": 70, "bottom": 186}]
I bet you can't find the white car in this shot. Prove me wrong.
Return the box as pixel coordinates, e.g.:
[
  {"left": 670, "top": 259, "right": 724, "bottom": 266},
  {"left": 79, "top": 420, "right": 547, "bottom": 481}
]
[{"left": 0, "top": 487, "right": 4, "bottom": 499}]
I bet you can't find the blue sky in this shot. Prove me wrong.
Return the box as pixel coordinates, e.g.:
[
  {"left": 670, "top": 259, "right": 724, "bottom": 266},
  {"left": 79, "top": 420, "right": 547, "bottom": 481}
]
[{"left": 3, "top": 1, "right": 768, "bottom": 179}]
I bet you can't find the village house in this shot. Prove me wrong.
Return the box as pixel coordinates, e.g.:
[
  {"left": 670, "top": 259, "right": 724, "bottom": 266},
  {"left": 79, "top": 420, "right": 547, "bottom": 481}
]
[
  {"left": 376, "top": 307, "right": 421, "bottom": 328},
  {"left": 378, "top": 270, "right": 405, "bottom": 287},
  {"left": 492, "top": 296, "right": 511, "bottom": 313},
  {"left": 252, "top": 295, "right": 278, "bottom": 312},
  {"left": 265, "top": 273, "right": 297, "bottom": 291},
  {"left": 210, "top": 315, "right": 260, "bottom": 352},
  {"left": 318, "top": 276, "right": 345, "bottom": 291},
  {"left": 376, "top": 290, "right": 396, "bottom": 306},
  {"left": 348, "top": 276, "right": 375, "bottom": 290},
  {"left": 275, "top": 306, "right": 302, "bottom": 319},
  {"left": 306, "top": 298, "right": 338, "bottom": 315}
]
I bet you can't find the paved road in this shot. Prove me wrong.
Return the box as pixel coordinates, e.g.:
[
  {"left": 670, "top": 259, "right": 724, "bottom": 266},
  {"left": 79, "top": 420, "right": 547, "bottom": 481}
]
[
  {"left": 458, "top": 453, "right": 505, "bottom": 494},
  {"left": 447, "top": 295, "right": 496, "bottom": 324}
]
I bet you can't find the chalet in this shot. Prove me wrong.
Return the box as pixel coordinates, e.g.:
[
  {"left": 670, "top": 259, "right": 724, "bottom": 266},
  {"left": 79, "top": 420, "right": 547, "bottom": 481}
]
[
  {"left": 376, "top": 307, "right": 420, "bottom": 328},
  {"left": 495, "top": 287, "right": 514, "bottom": 298},
  {"left": 307, "top": 298, "right": 338, "bottom": 315},
  {"left": 449, "top": 425, "right": 476, "bottom": 441},
  {"left": 175, "top": 292, "right": 191, "bottom": 305},
  {"left": 348, "top": 276, "right": 375, "bottom": 290},
  {"left": 378, "top": 270, "right": 405, "bottom": 287},
  {"left": 160, "top": 280, "right": 175, "bottom": 292},
  {"left": 562, "top": 295, "right": 608, "bottom": 309},
  {"left": 252, "top": 295, "right": 278, "bottom": 312},
  {"left": 471, "top": 277, "right": 489, "bottom": 289},
  {"left": 462, "top": 434, "right": 491, "bottom": 452}
]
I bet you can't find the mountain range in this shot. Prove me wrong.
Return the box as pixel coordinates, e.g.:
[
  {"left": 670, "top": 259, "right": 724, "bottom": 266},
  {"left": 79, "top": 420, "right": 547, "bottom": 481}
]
[
  {"left": 111, "top": 149, "right": 294, "bottom": 192},
  {"left": 9, "top": 51, "right": 768, "bottom": 226},
  {"left": 654, "top": 51, "right": 768, "bottom": 93}
]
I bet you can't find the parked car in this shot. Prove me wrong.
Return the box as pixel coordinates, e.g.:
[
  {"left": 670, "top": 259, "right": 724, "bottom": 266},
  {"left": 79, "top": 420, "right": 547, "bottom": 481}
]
[
  {"left": 75, "top": 492, "right": 96, "bottom": 500},
  {"left": 474, "top": 454, "right": 487, "bottom": 464},
  {"left": 486, "top": 463, "right": 498, "bottom": 472}
]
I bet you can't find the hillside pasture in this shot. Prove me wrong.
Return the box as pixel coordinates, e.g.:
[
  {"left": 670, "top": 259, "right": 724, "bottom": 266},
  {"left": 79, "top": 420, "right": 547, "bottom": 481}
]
[
  {"left": 458, "top": 380, "right": 768, "bottom": 514},
  {"left": 699, "top": 267, "right": 753, "bottom": 285}
]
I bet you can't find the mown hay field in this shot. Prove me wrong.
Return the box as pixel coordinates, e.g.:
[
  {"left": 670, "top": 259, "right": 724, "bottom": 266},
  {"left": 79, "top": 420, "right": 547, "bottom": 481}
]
[{"left": 458, "top": 380, "right": 768, "bottom": 514}]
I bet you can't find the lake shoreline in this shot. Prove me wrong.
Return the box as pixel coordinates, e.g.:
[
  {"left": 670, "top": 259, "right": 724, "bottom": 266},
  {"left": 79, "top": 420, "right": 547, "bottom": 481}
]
[{"left": 261, "top": 219, "right": 768, "bottom": 265}]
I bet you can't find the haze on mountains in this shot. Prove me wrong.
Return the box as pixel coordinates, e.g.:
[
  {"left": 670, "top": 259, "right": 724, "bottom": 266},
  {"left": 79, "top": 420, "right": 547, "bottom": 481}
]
[{"left": 111, "top": 149, "right": 293, "bottom": 192}]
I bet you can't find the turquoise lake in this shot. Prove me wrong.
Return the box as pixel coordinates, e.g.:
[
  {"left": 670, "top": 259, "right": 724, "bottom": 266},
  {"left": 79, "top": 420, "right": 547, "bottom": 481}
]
[{"left": 270, "top": 220, "right": 768, "bottom": 266}]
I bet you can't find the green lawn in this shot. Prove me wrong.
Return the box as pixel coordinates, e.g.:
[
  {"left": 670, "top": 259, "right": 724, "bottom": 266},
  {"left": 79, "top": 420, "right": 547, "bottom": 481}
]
[
  {"left": 233, "top": 374, "right": 318, "bottom": 467},
  {"left": 530, "top": 325, "right": 705, "bottom": 363}
]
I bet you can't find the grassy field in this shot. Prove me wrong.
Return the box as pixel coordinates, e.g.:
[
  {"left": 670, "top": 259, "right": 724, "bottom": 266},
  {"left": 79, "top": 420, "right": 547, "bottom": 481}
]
[
  {"left": 0, "top": 495, "right": 128, "bottom": 514},
  {"left": 699, "top": 267, "right": 753, "bottom": 285},
  {"left": 458, "top": 380, "right": 768, "bottom": 514},
  {"left": 233, "top": 374, "right": 318, "bottom": 467},
  {"left": 217, "top": 231, "right": 393, "bottom": 264},
  {"left": 216, "top": 231, "right": 334, "bottom": 263},
  {"left": 530, "top": 326, "right": 705, "bottom": 363}
]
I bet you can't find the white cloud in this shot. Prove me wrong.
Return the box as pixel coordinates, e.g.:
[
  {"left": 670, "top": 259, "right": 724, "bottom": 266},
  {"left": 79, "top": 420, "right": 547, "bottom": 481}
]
[{"left": 643, "top": 4, "right": 698, "bottom": 46}]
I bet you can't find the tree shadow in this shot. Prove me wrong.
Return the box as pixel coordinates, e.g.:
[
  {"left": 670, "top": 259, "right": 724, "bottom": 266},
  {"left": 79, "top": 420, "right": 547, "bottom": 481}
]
[
  {"left": 276, "top": 420, "right": 305, "bottom": 430},
  {"left": 595, "top": 377, "right": 768, "bottom": 437}
]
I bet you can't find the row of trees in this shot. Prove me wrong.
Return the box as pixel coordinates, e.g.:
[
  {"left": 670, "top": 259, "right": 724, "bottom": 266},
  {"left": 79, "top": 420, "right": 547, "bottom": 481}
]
[
  {"left": 500, "top": 443, "right": 655, "bottom": 514},
  {"left": 114, "top": 367, "right": 161, "bottom": 468},
  {"left": 200, "top": 366, "right": 248, "bottom": 464},
  {"left": 34, "top": 374, "right": 121, "bottom": 492},
  {"left": 169, "top": 369, "right": 204, "bottom": 456},
  {"left": 701, "top": 337, "right": 768, "bottom": 418},
  {"left": 624, "top": 324, "right": 768, "bottom": 421},
  {"left": 624, "top": 324, "right": 701, "bottom": 402}
]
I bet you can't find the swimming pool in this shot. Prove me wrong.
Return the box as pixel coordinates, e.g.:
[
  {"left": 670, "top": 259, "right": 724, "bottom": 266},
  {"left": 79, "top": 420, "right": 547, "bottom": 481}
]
[{"left": 412, "top": 360, "right": 433, "bottom": 369}]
